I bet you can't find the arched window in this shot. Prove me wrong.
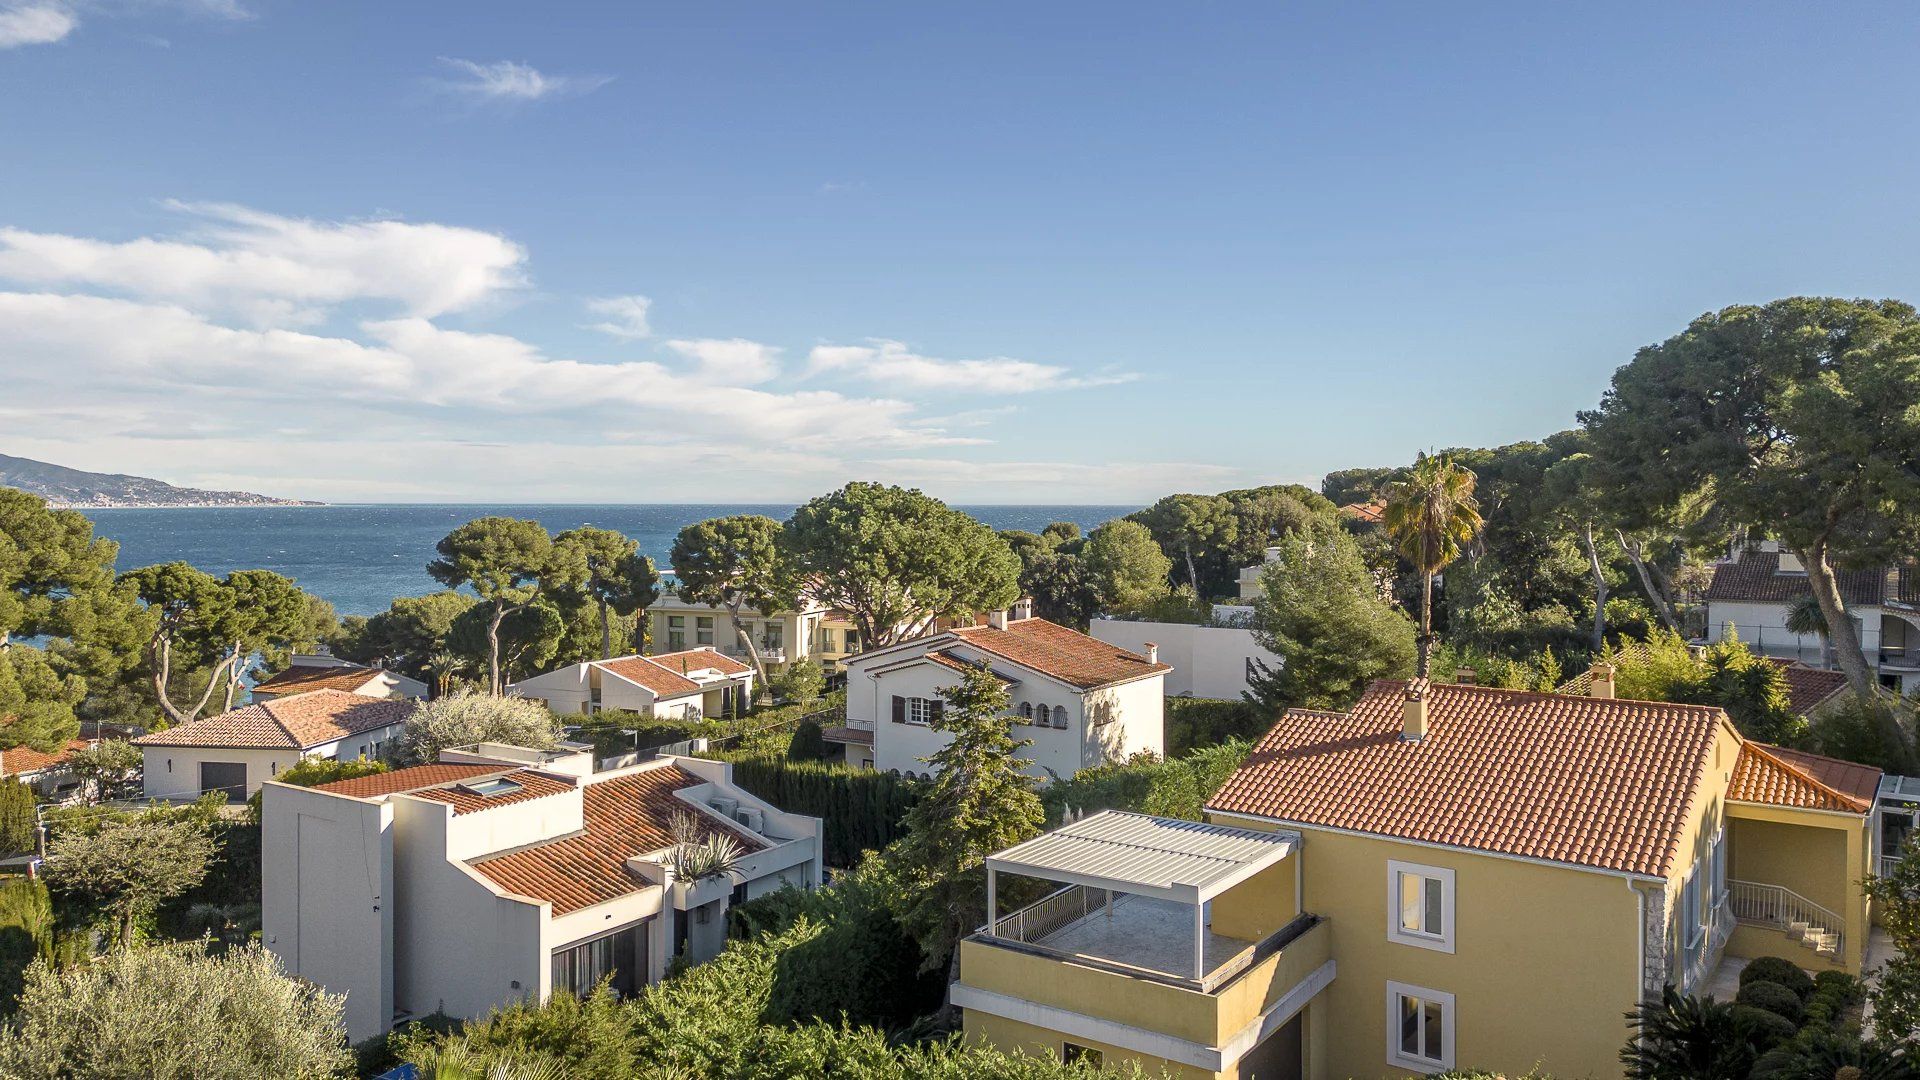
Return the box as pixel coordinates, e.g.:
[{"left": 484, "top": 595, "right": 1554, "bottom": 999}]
[
  {"left": 1018, "top": 702, "right": 1033, "bottom": 722},
  {"left": 1032, "top": 702, "right": 1048, "bottom": 728},
  {"left": 1051, "top": 705, "right": 1068, "bottom": 729}
]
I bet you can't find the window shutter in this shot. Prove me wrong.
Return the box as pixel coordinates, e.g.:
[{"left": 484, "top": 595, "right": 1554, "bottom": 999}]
[
  {"left": 929, "top": 700, "right": 945, "bottom": 725},
  {"left": 891, "top": 695, "right": 906, "bottom": 724}
]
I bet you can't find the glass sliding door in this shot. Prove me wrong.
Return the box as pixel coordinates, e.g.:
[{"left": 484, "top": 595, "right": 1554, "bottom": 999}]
[{"left": 550, "top": 920, "right": 650, "bottom": 999}]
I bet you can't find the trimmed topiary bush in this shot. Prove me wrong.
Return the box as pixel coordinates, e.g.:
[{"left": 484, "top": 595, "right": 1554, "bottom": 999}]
[
  {"left": 1736, "top": 980, "right": 1804, "bottom": 1024},
  {"left": 1739, "top": 956, "right": 1815, "bottom": 999},
  {"left": 1728, "top": 1002, "right": 1798, "bottom": 1048}
]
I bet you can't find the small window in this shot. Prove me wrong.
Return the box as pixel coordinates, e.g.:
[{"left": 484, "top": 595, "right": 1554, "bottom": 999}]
[
  {"left": 1387, "top": 860, "right": 1455, "bottom": 953},
  {"left": 906, "top": 697, "right": 942, "bottom": 726},
  {"left": 1387, "top": 982, "right": 1453, "bottom": 1072},
  {"left": 462, "top": 777, "right": 525, "bottom": 799},
  {"left": 668, "top": 615, "right": 684, "bottom": 628},
  {"left": 1051, "top": 705, "right": 1068, "bottom": 729},
  {"left": 1063, "top": 1043, "right": 1103, "bottom": 1066},
  {"left": 1018, "top": 702, "right": 1033, "bottom": 722}
]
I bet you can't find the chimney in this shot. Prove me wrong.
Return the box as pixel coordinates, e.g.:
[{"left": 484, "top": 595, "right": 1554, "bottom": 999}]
[
  {"left": 1588, "top": 662, "right": 1616, "bottom": 700},
  {"left": 1402, "top": 681, "right": 1429, "bottom": 741},
  {"left": 1010, "top": 597, "right": 1035, "bottom": 621},
  {"left": 1144, "top": 642, "right": 1159, "bottom": 665},
  {"left": 1454, "top": 667, "right": 1477, "bottom": 686},
  {"left": 988, "top": 609, "right": 1009, "bottom": 630}
]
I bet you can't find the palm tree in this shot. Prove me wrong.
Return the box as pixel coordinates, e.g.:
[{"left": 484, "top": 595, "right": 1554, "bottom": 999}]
[
  {"left": 1382, "top": 453, "right": 1484, "bottom": 677},
  {"left": 1785, "top": 593, "right": 1832, "bottom": 666}
]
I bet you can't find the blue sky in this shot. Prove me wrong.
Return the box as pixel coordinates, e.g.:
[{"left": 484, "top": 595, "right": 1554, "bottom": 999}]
[{"left": 4, "top": 2, "right": 1919, "bottom": 503}]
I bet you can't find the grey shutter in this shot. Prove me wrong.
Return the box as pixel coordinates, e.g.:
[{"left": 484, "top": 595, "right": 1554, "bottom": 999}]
[{"left": 891, "top": 695, "right": 906, "bottom": 724}]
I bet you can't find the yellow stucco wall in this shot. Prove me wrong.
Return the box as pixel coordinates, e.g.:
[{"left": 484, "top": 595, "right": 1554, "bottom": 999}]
[
  {"left": 1726, "top": 801, "right": 1872, "bottom": 972},
  {"left": 1658, "top": 720, "right": 1739, "bottom": 987},
  {"left": 1214, "top": 815, "right": 1643, "bottom": 1080},
  {"left": 1212, "top": 860, "right": 1297, "bottom": 941}
]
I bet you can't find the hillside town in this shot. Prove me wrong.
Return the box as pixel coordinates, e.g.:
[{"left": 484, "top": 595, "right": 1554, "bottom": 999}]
[{"left": 4, "top": 295, "right": 1920, "bottom": 1078}]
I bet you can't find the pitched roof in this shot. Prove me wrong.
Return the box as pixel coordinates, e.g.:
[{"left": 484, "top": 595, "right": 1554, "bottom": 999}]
[
  {"left": 1705, "top": 550, "right": 1891, "bottom": 606},
  {"left": 925, "top": 649, "right": 1016, "bottom": 684},
  {"left": 1339, "top": 499, "right": 1387, "bottom": 525},
  {"left": 252, "top": 663, "right": 383, "bottom": 696},
  {"left": 469, "top": 765, "right": 767, "bottom": 915},
  {"left": 312, "top": 762, "right": 508, "bottom": 798},
  {"left": 1730, "top": 742, "right": 1880, "bottom": 814},
  {"left": 1207, "top": 679, "right": 1729, "bottom": 877},
  {"left": 0, "top": 739, "right": 91, "bottom": 778},
  {"left": 132, "top": 689, "right": 414, "bottom": 751},
  {"left": 593, "top": 649, "right": 752, "bottom": 699},
  {"left": 407, "top": 769, "right": 576, "bottom": 814},
  {"left": 948, "top": 618, "right": 1169, "bottom": 691}
]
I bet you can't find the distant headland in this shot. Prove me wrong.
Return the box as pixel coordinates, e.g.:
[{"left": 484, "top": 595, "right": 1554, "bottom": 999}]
[{"left": 0, "top": 452, "right": 321, "bottom": 509}]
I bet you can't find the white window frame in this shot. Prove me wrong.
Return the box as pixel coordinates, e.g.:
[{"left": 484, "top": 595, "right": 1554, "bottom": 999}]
[
  {"left": 1387, "top": 860, "right": 1455, "bottom": 953},
  {"left": 906, "top": 697, "right": 939, "bottom": 726},
  {"left": 1385, "top": 981, "right": 1455, "bottom": 1074}
]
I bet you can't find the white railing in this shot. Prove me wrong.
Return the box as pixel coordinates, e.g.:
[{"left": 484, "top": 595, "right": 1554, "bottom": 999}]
[
  {"left": 991, "top": 883, "right": 1114, "bottom": 945},
  {"left": 1729, "top": 879, "right": 1845, "bottom": 958}
]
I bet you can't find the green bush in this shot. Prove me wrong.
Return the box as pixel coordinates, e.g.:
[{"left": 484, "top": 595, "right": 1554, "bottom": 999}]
[
  {"left": 1728, "top": 1003, "right": 1797, "bottom": 1048},
  {"left": 1735, "top": 980, "right": 1803, "bottom": 1024},
  {"left": 0, "top": 877, "right": 56, "bottom": 1014},
  {"left": 1164, "top": 697, "right": 1270, "bottom": 755},
  {"left": 0, "top": 779, "right": 36, "bottom": 856},
  {"left": 1739, "top": 957, "right": 1814, "bottom": 999},
  {"left": 1043, "top": 739, "right": 1253, "bottom": 824},
  {"left": 786, "top": 719, "right": 828, "bottom": 762},
  {"left": 706, "top": 754, "right": 921, "bottom": 867}
]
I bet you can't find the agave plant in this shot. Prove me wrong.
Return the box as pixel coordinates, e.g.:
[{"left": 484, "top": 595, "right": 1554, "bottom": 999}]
[
  {"left": 411, "top": 1041, "right": 571, "bottom": 1080},
  {"left": 666, "top": 810, "right": 743, "bottom": 883}
]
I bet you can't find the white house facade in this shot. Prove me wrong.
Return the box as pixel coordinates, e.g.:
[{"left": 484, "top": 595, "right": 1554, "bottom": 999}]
[
  {"left": 1704, "top": 543, "right": 1920, "bottom": 695},
  {"left": 132, "top": 689, "right": 414, "bottom": 802},
  {"left": 250, "top": 654, "right": 428, "bottom": 702},
  {"left": 840, "top": 609, "right": 1169, "bottom": 781},
  {"left": 1088, "top": 617, "right": 1281, "bottom": 700},
  {"left": 508, "top": 648, "right": 755, "bottom": 720},
  {"left": 260, "top": 744, "right": 822, "bottom": 1043}
]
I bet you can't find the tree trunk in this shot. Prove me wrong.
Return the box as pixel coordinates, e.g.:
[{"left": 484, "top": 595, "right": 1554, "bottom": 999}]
[
  {"left": 223, "top": 639, "right": 243, "bottom": 711},
  {"left": 1616, "top": 529, "right": 1683, "bottom": 633},
  {"left": 149, "top": 631, "right": 237, "bottom": 726},
  {"left": 1584, "top": 524, "right": 1609, "bottom": 651},
  {"left": 730, "top": 603, "right": 771, "bottom": 705},
  {"left": 1417, "top": 571, "right": 1434, "bottom": 677},
  {"left": 1183, "top": 545, "right": 1200, "bottom": 593},
  {"left": 1798, "top": 540, "right": 1913, "bottom": 766},
  {"left": 598, "top": 597, "right": 613, "bottom": 660},
  {"left": 487, "top": 601, "right": 506, "bottom": 696}
]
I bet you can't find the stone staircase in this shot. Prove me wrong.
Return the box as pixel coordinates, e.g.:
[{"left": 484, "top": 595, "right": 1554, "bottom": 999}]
[{"left": 1730, "top": 879, "right": 1844, "bottom": 960}]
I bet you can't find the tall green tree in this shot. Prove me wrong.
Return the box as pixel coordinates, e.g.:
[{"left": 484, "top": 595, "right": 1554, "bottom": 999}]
[
  {"left": 0, "top": 648, "right": 84, "bottom": 753},
  {"left": 549, "top": 526, "right": 659, "bottom": 659},
  {"left": 670, "top": 515, "right": 795, "bottom": 693},
  {"left": 332, "top": 590, "right": 478, "bottom": 681},
  {"left": 784, "top": 483, "right": 1021, "bottom": 648},
  {"left": 1246, "top": 526, "right": 1417, "bottom": 711},
  {"left": 0, "top": 779, "right": 35, "bottom": 856},
  {"left": 43, "top": 810, "right": 215, "bottom": 945},
  {"left": 893, "top": 664, "right": 1044, "bottom": 992},
  {"left": 213, "top": 570, "right": 329, "bottom": 712},
  {"left": 1581, "top": 298, "right": 1920, "bottom": 752},
  {"left": 447, "top": 599, "right": 564, "bottom": 686},
  {"left": 120, "top": 565, "right": 312, "bottom": 726},
  {"left": 1134, "top": 493, "right": 1235, "bottom": 594},
  {"left": 427, "top": 517, "right": 556, "bottom": 695},
  {"left": 1082, "top": 519, "right": 1172, "bottom": 616},
  {"left": 1382, "top": 453, "right": 1484, "bottom": 677}
]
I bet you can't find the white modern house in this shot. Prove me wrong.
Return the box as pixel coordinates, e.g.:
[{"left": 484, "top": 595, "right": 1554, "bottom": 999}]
[
  {"left": 251, "top": 654, "right": 428, "bottom": 702},
  {"left": 840, "top": 605, "right": 1169, "bottom": 780},
  {"left": 1704, "top": 542, "right": 1920, "bottom": 695},
  {"left": 131, "top": 689, "right": 414, "bottom": 802},
  {"left": 1089, "top": 616, "right": 1280, "bottom": 700},
  {"left": 260, "top": 743, "right": 822, "bottom": 1043},
  {"left": 508, "top": 648, "right": 756, "bottom": 720}
]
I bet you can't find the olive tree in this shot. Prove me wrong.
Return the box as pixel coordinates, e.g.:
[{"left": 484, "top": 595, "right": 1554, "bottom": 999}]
[
  {"left": 42, "top": 810, "right": 215, "bottom": 944},
  {"left": 401, "top": 691, "right": 557, "bottom": 764}
]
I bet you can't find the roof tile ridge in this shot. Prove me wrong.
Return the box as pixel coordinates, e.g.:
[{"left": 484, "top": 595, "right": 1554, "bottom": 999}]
[{"left": 1745, "top": 742, "right": 1869, "bottom": 812}]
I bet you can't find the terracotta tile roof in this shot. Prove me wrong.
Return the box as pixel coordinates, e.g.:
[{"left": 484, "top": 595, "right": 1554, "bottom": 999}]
[
  {"left": 252, "top": 664, "right": 382, "bottom": 696},
  {"left": 312, "top": 762, "right": 507, "bottom": 798},
  {"left": 646, "top": 648, "right": 752, "bottom": 677},
  {"left": 925, "top": 649, "right": 1015, "bottom": 683},
  {"left": 470, "top": 765, "right": 767, "bottom": 915},
  {"left": 407, "top": 769, "right": 576, "bottom": 814},
  {"left": 1770, "top": 662, "right": 1849, "bottom": 716},
  {"left": 1730, "top": 743, "right": 1879, "bottom": 814},
  {"left": 132, "top": 689, "right": 415, "bottom": 751},
  {"left": 594, "top": 649, "right": 751, "bottom": 698},
  {"left": 1339, "top": 499, "right": 1387, "bottom": 525},
  {"left": 1207, "top": 679, "right": 1729, "bottom": 877},
  {"left": 949, "top": 618, "right": 1169, "bottom": 691},
  {"left": 821, "top": 725, "right": 874, "bottom": 746},
  {"left": 1705, "top": 551, "right": 1890, "bottom": 606},
  {"left": 1, "top": 739, "right": 91, "bottom": 778}
]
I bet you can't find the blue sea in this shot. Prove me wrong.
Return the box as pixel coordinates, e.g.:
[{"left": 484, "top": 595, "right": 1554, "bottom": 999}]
[{"left": 81, "top": 504, "right": 1137, "bottom": 616}]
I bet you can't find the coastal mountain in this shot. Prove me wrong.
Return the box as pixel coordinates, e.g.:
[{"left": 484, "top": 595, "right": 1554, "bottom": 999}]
[{"left": 0, "top": 453, "right": 319, "bottom": 508}]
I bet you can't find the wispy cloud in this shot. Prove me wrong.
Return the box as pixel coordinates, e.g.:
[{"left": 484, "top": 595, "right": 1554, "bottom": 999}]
[
  {"left": 808, "top": 339, "right": 1138, "bottom": 394},
  {"left": 582, "top": 294, "right": 652, "bottom": 339},
  {"left": 664, "top": 337, "right": 782, "bottom": 385},
  {"left": 0, "top": 4, "right": 75, "bottom": 46},
  {"left": 434, "top": 58, "right": 613, "bottom": 103}
]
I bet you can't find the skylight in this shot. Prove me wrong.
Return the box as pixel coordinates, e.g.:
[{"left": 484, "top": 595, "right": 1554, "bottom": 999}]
[{"left": 461, "top": 777, "right": 525, "bottom": 798}]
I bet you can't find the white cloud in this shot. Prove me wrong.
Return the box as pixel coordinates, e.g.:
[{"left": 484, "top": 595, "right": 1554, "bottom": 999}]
[
  {"left": 582, "top": 294, "right": 652, "bottom": 339},
  {"left": 0, "top": 202, "right": 527, "bottom": 325},
  {"left": 0, "top": 4, "right": 75, "bottom": 46},
  {"left": 663, "top": 337, "right": 781, "bottom": 385},
  {"left": 435, "top": 58, "right": 612, "bottom": 103},
  {"left": 808, "top": 339, "right": 1138, "bottom": 394}
]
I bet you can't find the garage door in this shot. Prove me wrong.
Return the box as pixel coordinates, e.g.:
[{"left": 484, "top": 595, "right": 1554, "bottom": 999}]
[{"left": 199, "top": 761, "right": 247, "bottom": 802}]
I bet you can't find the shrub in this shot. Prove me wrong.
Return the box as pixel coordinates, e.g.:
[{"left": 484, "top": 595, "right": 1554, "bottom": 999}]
[
  {"left": 707, "top": 754, "right": 921, "bottom": 867},
  {"left": 1727, "top": 1003, "right": 1797, "bottom": 1048},
  {"left": 1739, "top": 957, "right": 1814, "bottom": 999},
  {"left": 1164, "top": 697, "right": 1269, "bottom": 755},
  {"left": 0, "top": 940, "right": 352, "bottom": 1079},
  {"left": 0, "top": 779, "right": 36, "bottom": 856},
  {"left": 1735, "top": 980, "right": 1803, "bottom": 1024},
  {"left": 1043, "top": 740, "right": 1253, "bottom": 824},
  {"left": 0, "top": 878, "right": 55, "bottom": 1014},
  {"left": 786, "top": 719, "right": 828, "bottom": 762},
  {"left": 410, "top": 984, "right": 639, "bottom": 1080},
  {"left": 400, "top": 692, "right": 552, "bottom": 764}
]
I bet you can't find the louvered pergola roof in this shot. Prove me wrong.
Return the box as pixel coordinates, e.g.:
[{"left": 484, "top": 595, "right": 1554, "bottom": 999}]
[{"left": 987, "top": 810, "right": 1298, "bottom": 904}]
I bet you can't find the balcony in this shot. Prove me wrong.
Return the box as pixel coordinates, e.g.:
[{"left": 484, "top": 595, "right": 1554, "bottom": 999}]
[{"left": 954, "top": 811, "right": 1331, "bottom": 1074}]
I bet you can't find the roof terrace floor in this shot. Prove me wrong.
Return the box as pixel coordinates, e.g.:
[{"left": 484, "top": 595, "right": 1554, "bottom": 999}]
[{"left": 1029, "top": 894, "right": 1254, "bottom": 980}]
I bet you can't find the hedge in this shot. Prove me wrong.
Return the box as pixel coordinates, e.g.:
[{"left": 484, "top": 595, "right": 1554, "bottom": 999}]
[
  {"left": 707, "top": 755, "right": 921, "bottom": 867},
  {"left": 1164, "top": 697, "right": 1271, "bottom": 755}
]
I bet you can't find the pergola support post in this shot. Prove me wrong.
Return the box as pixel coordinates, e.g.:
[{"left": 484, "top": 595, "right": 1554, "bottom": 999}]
[
  {"left": 986, "top": 866, "right": 998, "bottom": 938},
  {"left": 1193, "top": 901, "right": 1205, "bottom": 980}
]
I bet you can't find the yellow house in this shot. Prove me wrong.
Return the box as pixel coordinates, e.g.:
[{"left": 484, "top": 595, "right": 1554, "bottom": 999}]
[
  {"left": 646, "top": 589, "right": 862, "bottom": 674},
  {"left": 957, "top": 669, "right": 1882, "bottom": 1080}
]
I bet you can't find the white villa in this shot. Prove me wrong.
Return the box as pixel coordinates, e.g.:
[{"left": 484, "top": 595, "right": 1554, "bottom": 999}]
[
  {"left": 261, "top": 743, "right": 822, "bottom": 1043},
  {"left": 251, "top": 654, "right": 428, "bottom": 702},
  {"left": 131, "top": 689, "right": 413, "bottom": 802},
  {"left": 508, "top": 648, "right": 756, "bottom": 720},
  {"left": 1704, "top": 541, "right": 1920, "bottom": 695},
  {"left": 840, "top": 603, "right": 1169, "bottom": 780}
]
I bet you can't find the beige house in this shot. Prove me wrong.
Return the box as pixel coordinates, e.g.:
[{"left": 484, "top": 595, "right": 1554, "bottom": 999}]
[
  {"left": 251, "top": 654, "right": 427, "bottom": 702},
  {"left": 508, "top": 648, "right": 755, "bottom": 720},
  {"left": 261, "top": 744, "right": 822, "bottom": 1043},
  {"left": 647, "top": 589, "right": 863, "bottom": 674},
  {"left": 131, "top": 689, "right": 413, "bottom": 802}
]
